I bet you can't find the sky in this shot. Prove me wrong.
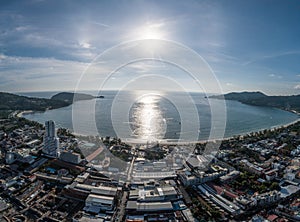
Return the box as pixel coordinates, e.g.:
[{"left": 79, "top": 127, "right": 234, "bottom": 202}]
[{"left": 0, "top": 0, "right": 300, "bottom": 95}]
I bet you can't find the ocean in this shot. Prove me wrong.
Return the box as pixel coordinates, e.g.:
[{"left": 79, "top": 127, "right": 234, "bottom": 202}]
[{"left": 18, "top": 90, "right": 299, "bottom": 143}]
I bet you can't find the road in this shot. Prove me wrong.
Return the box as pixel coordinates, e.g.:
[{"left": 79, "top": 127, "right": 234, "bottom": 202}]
[
  {"left": 126, "top": 146, "right": 137, "bottom": 182},
  {"left": 115, "top": 190, "right": 128, "bottom": 222},
  {"left": 85, "top": 146, "right": 104, "bottom": 162},
  {"left": 113, "top": 146, "right": 138, "bottom": 221}
]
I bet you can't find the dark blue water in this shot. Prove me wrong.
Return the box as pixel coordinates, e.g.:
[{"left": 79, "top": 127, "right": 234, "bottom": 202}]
[{"left": 19, "top": 91, "right": 299, "bottom": 142}]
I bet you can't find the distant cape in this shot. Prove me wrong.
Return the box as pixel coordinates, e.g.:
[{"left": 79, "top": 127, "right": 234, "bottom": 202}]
[
  {"left": 0, "top": 91, "right": 104, "bottom": 112},
  {"left": 0, "top": 92, "right": 69, "bottom": 111},
  {"left": 210, "top": 91, "right": 300, "bottom": 113}
]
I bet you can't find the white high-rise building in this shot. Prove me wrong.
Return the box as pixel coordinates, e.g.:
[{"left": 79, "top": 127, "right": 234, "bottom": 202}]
[{"left": 43, "top": 120, "right": 59, "bottom": 157}]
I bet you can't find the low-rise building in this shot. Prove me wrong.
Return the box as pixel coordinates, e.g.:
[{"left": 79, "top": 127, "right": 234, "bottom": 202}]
[
  {"left": 84, "top": 194, "right": 115, "bottom": 213},
  {"left": 126, "top": 200, "right": 173, "bottom": 213},
  {"left": 252, "top": 190, "right": 281, "bottom": 206},
  {"left": 129, "top": 186, "right": 178, "bottom": 202},
  {"left": 178, "top": 170, "right": 226, "bottom": 186},
  {"left": 264, "top": 169, "right": 278, "bottom": 181}
]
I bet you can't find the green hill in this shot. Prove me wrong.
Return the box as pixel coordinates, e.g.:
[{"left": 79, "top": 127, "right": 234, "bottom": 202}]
[
  {"left": 51, "top": 92, "right": 96, "bottom": 104},
  {"left": 210, "top": 91, "right": 300, "bottom": 113},
  {"left": 0, "top": 92, "right": 70, "bottom": 111},
  {"left": 210, "top": 91, "right": 267, "bottom": 102}
]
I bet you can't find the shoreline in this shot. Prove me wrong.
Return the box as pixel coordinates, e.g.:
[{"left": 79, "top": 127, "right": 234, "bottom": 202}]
[
  {"left": 18, "top": 109, "right": 300, "bottom": 145},
  {"left": 219, "top": 117, "right": 300, "bottom": 141},
  {"left": 124, "top": 117, "right": 300, "bottom": 145},
  {"left": 16, "top": 110, "right": 34, "bottom": 118}
]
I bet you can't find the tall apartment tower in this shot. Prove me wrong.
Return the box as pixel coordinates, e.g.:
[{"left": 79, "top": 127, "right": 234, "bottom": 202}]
[{"left": 43, "top": 120, "right": 59, "bottom": 157}]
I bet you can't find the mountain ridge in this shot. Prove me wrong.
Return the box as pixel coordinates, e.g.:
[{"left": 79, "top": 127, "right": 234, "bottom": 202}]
[
  {"left": 0, "top": 92, "right": 70, "bottom": 112},
  {"left": 0, "top": 91, "right": 101, "bottom": 114},
  {"left": 210, "top": 91, "right": 300, "bottom": 113}
]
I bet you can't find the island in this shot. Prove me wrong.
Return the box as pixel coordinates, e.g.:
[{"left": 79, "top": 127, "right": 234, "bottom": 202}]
[
  {"left": 210, "top": 91, "right": 300, "bottom": 113},
  {"left": 51, "top": 92, "right": 101, "bottom": 104}
]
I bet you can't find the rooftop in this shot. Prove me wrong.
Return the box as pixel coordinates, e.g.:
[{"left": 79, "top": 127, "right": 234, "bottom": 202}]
[
  {"left": 126, "top": 201, "right": 173, "bottom": 212},
  {"left": 86, "top": 194, "right": 114, "bottom": 205}
]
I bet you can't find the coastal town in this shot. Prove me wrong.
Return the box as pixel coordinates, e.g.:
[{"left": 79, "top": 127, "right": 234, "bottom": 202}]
[
  {"left": 1, "top": 0, "right": 300, "bottom": 221},
  {"left": 0, "top": 113, "right": 300, "bottom": 222}
]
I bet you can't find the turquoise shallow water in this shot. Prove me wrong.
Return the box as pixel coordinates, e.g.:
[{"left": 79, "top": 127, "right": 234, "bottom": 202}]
[{"left": 20, "top": 91, "right": 299, "bottom": 142}]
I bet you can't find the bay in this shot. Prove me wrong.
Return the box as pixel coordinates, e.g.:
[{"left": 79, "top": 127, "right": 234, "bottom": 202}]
[{"left": 19, "top": 91, "right": 299, "bottom": 142}]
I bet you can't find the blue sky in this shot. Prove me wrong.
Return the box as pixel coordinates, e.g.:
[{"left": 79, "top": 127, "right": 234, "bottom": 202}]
[{"left": 0, "top": 0, "right": 300, "bottom": 95}]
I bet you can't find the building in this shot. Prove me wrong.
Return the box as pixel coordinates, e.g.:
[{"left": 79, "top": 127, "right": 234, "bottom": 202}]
[
  {"left": 178, "top": 170, "right": 226, "bottom": 186},
  {"left": 252, "top": 190, "right": 281, "bottom": 206},
  {"left": 280, "top": 184, "right": 300, "bottom": 199},
  {"left": 43, "top": 120, "right": 59, "bottom": 157},
  {"left": 126, "top": 201, "right": 173, "bottom": 213},
  {"left": 240, "top": 159, "right": 264, "bottom": 175},
  {"left": 69, "top": 182, "right": 118, "bottom": 197},
  {"left": 235, "top": 195, "right": 254, "bottom": 210},
  {"left": 220, "top": 170, "right": 240, "bottom": 182},
  {"left": 264, "top": 169, "right": 278, "bottom": 181},
  {"left": 128, "top": 186, "right": 179, "bottom": 202},
  {"left": 186, "top": 155, "right": 209, "bottom": 170},
  {"left": 5, "top": 151, "right": 15, "bottom": 164},
  {"left": 178, "top": 171, "right": 201, "bottom": 186},
  {"left": 84, "top": 194, "right": 115, "bottom": 213},
  {"left": 284, "top": 172, "right": 296, "bottom": 181},
  {"left": 60, "top": 151, "right": 81, "bottom": 164}
]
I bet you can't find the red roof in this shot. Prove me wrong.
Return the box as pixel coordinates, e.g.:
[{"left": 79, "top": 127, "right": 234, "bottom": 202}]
[
  {"left": 210, "top": 184, "right": 238, "bottom": 199},
  {"left": 267, "top": 214, "right": 278, "bottom": 221}
]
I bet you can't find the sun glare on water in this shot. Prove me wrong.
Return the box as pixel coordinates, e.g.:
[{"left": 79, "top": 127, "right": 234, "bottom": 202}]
[{"left": 130, "top": 94, "right": 167, "bottom": 141}]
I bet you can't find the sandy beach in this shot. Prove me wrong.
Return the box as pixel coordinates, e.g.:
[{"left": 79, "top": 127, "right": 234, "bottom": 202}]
[{"left": 16, "top": 110, "right": 34, "bottom": 118}]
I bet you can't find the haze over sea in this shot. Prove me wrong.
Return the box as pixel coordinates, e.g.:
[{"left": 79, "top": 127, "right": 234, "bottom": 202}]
[{"left": 19, "top": 91, "right": 299, "bottom": 143}]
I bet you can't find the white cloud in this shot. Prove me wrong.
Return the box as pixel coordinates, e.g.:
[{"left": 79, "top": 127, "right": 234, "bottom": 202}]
[
  {"left": 90, "top": 21, "right": 110, "bottom": 28},
  {"left": 205, "top": 52, "right": 239, "bottom": 64},
  {"left": 79, "top": 41, "right": 92, "bottom": 49},
  {"left": 294, "top": 84, "right": 300, "bottom": 90},
  {"left": 268, "top": 73, "right": 282, "bottom": 79},
  {"left": 0, "top": 54, "right": 7, "bottom": 60},
  {"left": 0, "top": 55, "right": 111, "bottom": 92},
  {"left": 243, "top": 50, "right": 300, "bottom": 66}
]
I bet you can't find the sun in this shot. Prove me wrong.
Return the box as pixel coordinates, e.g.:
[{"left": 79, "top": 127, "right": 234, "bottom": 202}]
[{"left": 135, "top": 22, "right": 166, "bottom": 40}]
